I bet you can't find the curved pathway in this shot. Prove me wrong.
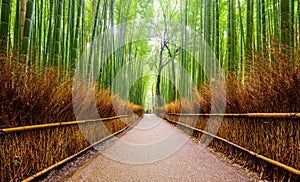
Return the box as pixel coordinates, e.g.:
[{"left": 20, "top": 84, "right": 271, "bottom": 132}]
[{"left": 67, "top": 114, "right": 256, "bottom": 181}]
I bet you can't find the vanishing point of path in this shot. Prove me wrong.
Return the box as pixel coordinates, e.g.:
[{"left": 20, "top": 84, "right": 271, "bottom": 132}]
[{"left": 66, "top": 114, "right": 257, "bottom": 181}]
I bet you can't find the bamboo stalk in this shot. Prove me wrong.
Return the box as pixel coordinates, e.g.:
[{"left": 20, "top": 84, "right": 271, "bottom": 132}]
[
  {"left": 0, "top": 115, "right": 134, "bottom": 134},
  {"left": 21, "top": 0, "right": 35, "bottom": 66},
  {"left": 166, "top": 113, "right": 300, "bottom": 118},
  {"left": 164, "top": 117, "right": 300, "bottom": 176},
  {"left": 22, "top": 118, "right": 139, "bottom": 182}
]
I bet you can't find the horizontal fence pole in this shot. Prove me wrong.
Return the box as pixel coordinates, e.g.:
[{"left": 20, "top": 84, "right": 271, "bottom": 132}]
[
  {"left": 166, "top": 113, "right": 300, "bottom": 119},
  {"left": 164, "top": 116, "right": 300, "bottom": 176},
  {"left": 0, "top": 115, "right": 134, "bottom": 134},
  {"left": 22, "top": 117, "right": 140, "bottom": 182}
]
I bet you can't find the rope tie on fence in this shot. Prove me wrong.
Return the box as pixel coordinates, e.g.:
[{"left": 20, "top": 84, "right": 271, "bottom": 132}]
[{"left": 290, "top": 112, "right": 299, "bottom": 119}]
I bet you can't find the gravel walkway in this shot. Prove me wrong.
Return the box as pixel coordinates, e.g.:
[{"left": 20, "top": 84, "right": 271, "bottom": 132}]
[{"left": 65, "top": 114, "right": 257, "bottom": 181}]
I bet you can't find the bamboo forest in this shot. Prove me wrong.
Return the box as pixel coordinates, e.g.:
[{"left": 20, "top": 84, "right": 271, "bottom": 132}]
[{"left": 1, "top": 0, "right": 300, "bottom": 181}]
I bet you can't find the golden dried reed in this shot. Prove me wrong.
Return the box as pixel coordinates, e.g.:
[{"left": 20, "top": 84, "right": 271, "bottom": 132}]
[
  {"left": 0, "top": 116, "right": 139, "bottom": 181},
  {"left": 0, "top": 60, "right": 144, "bottom": 181},
  {"left": 158, "top": 44, "right": 300, "bottom": 181}
]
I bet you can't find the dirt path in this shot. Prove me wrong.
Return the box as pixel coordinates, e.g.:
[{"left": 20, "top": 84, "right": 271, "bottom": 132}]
[{"left": 66, "top": 114, "right": 257, "bottom": 181}]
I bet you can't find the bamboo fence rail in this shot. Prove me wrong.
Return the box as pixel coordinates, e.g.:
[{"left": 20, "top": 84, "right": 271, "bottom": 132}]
[
  {"left": 22, "top": 117, "right": 140, "bottom": 182},
  {"left": 167, "top": 113, "right": 300, "bottom": 119},
  {"left": 164, "top": 116, "right": 300, "bottom": 176},
  {"left": 1, "top": 114, "right": 139, "bottom": 181},
  {"left": 0, "top": 115, "right": 134, "bottom": 134}
]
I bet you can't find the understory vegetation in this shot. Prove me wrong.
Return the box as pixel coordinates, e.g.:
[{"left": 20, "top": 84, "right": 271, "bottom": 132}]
[
  {"left": 155, "top": 43, "right": 300, "bottom": 181},
  {"left": 0, "top": 56, "right": 144, "bottom": 181},
  {"left": 0, "top": 59, "right": 144, "bottom": 128},
  {"left": 161, "top": 44, "right": 300, "bottom": 114}
]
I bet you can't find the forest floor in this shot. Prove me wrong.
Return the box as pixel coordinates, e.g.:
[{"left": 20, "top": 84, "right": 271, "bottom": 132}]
[{"left": 42, "top": 114, "right": 263, "bottom": 181}]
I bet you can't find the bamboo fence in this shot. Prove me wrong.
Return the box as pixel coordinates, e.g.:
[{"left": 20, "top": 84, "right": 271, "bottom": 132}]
[
  {"left": 0, "top": 114, "right": 139, "bottom": 181},
  {"left": 0, "top": 115, "right": 134, "bottom": 134},
  {"left": 164, "top": 113, "right": 300, "bottom": 181},
  {"left": 167, "top": 113, "right": 300, "bottom": 119},
  {"left": 22, "top": 117, "right": 140, "bottom": 182}
]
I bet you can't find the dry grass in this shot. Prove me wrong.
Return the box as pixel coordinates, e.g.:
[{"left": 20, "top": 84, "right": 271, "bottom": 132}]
[
  {"left": 0, "top": 61, "right": 144, "bottom": 128},
  {"left": 158, "top": 44, "right": 300, "bottom": 181},
  {"left": 0, "top": 61, "right": 74, "bottom": 127},
  {"left": 0, "top": 116, "right": 139, "bottom": 181},
  {"left": 0, "top": 59, "right": 144, "bottom": 181}
]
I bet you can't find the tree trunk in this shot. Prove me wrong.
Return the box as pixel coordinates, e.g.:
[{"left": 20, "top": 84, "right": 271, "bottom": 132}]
[
  {"left": 262, "top": 0, "right": 266, "bottom": 56},
  {"left": 22, "top": 0, "right": 35, "bottom": 67},
  {"left": 299, "top": 0, "right": 300, "bottom": 39},
  {"left": 172, "top": 60, "right": 176, "bottom": 101},
  {"left": 72, "top": 0, "right": 83, "bottom": 68},
  {"left": 227, "top": 0, "right": 235, "bottom": 72},
  {"left": 20, "top": 0, "right": 26, "bottom": 45},
  {"left": 156, "top": 69, "right": 163, "bottom": 106},
  {"left": 13, "top": 0, "right": 20, "bottom": 58},
  {"left": 156, "top": 44, "right": 164, "bottom": 106},
  {"left": 0, "top": 0, "right": 12, "bottom": 51},
  {"left": 280, "top": 0, "right": 290, "bottom": 45},
  {"left": 88, "top": 0, "right": 102, "bottom": 83},
  {"left": 53, "top": 0, "right": 63, "bottom": 67},
  {"left": 215, "top": 0, "right": 220, "bottom": 62},
  {"left": 245, "top": 0, "right": 253, "bottom": 60}
]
